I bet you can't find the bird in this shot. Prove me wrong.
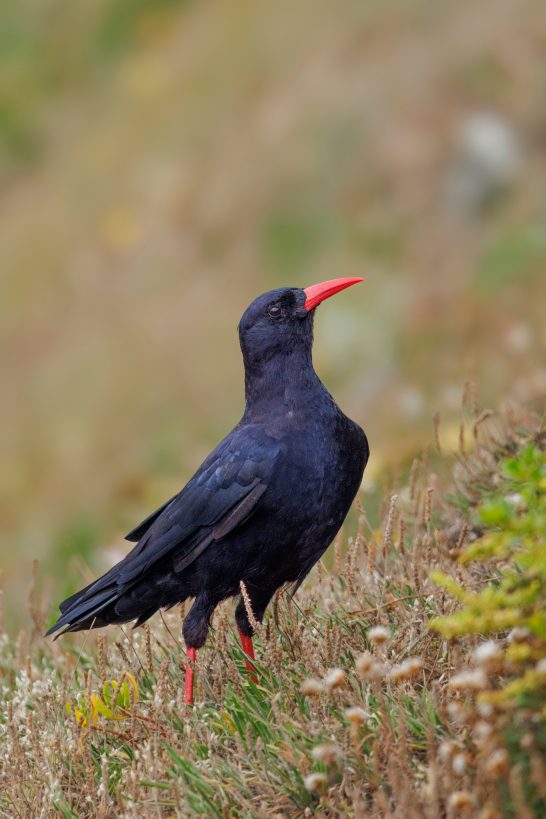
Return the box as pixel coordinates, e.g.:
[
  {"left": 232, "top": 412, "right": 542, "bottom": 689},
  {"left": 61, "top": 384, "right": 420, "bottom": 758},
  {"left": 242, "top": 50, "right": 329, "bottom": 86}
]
[{"left": 47, "top": 277, "right": 369, "bottom": 704}]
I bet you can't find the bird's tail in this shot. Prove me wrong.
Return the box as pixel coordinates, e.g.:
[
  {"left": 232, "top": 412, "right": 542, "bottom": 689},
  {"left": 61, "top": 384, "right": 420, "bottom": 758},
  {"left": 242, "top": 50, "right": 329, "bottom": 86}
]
[
  {"left": 45, "top": 551, "right": 139, "bottom": 640},
  {"left": 45, "top": 580, "right": 119, "bottom": 638},
  {"left": 46, "top": 558, "right": 172, "bottom": 638}
]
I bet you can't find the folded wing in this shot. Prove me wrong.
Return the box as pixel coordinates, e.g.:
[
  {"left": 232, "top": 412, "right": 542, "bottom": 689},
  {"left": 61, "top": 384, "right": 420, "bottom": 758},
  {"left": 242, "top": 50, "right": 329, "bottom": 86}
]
[{"left": 47, "top": 425, "right": 282, "bottom": 636}]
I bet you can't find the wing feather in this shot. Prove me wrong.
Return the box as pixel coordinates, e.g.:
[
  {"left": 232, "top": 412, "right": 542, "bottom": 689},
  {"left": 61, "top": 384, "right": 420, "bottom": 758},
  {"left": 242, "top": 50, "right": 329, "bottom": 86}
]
[{"left": 47, "top": 425, "right": 282, "bottom": 636}]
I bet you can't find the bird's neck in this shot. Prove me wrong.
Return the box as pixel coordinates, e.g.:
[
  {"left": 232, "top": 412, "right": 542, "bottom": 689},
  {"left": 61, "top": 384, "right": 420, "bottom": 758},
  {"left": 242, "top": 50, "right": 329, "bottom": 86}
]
[{"left": 243, "top": 347, "right": 324, "bottom": 420}]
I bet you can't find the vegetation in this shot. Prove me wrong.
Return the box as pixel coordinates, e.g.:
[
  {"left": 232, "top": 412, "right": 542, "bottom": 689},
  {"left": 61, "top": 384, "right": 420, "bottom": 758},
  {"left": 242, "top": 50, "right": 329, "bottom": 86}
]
[
  {"left": 1, "top": 402, "right": 544, "bottom": 816},
  {"left": 1, "top": 0, "right": 545, "bottom": 814}
]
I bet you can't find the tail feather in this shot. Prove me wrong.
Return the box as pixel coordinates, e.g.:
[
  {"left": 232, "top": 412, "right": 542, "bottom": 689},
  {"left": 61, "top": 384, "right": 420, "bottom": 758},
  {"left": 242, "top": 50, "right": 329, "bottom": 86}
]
[{"left": 46, "top": 585, "right": 119, "bottom": 638}]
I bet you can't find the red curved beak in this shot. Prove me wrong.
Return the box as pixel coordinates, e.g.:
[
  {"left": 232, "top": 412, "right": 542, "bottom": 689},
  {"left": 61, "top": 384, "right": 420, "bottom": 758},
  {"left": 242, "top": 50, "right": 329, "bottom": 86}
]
[{"left": 303, "top": 276, "right": 364, "bottom": 311}]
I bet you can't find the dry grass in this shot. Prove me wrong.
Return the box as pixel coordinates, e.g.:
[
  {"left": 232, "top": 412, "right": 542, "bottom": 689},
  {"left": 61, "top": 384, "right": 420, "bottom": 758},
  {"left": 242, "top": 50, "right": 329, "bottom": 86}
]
[{"left": 0, "top": 400, "right": 544, "bottom": 816}]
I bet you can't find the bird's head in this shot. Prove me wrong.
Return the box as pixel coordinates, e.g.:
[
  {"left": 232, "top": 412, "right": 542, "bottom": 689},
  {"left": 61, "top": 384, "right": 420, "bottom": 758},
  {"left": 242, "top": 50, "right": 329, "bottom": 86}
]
[{"left": 238, "top": 277, "right": 363, "bottom": 369}]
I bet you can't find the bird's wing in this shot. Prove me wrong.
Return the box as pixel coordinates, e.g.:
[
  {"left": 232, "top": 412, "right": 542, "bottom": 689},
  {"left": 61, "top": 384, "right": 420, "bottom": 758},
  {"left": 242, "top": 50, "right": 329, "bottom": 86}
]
[
  {"left": 49, "top": 425, "right": 282, "bottom": 634},
  {"left": 117, "top": 425, "right": 282, "bottom": 584},
  {"left": 124, "top": 494, "right": 178, "bottom": 542}
]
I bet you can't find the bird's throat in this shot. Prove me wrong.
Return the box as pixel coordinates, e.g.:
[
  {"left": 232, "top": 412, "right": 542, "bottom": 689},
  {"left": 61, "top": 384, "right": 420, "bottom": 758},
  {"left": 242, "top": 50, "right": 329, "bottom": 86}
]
[{"left": 243, "top": 347, "right": 322, "bottom": 421}]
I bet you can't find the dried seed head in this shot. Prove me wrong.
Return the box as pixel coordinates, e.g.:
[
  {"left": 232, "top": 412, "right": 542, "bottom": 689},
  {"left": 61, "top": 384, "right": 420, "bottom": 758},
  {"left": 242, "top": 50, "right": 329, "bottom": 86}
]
[
  {"left": 446, "top": 702, "right": 468, "bottom": 724},
  {"left": 311, "top": 743, "right": 342, "bottom": 764},
  {"left": 368, "top": 626, "right": 390, "bottom": 646},
  {"left": 473, "top": 641, "right": 502, "bottom": 669},
  {"left": 355, "top": 651, "right": 385, "bottom": 680},
  {"left": 323, "top": 668, "right": 346, "bottom": 690},
  {"left": 355, "top": 651, "right": 374, "bottom": 676},
  {"left": 439, "top": 740, "right": 457, "bottom": 761},
  {"left": 388, "top": 656, "right": 424, "bottom": 682},
  {"left": 447, "top": 791, "right": 475, "bottom": 813},
  {"left": 536, "top": 658, "right": 546, "bottom": 675},
  {"left": 474, "top": 721, "right": 494, "bottom": 743},
  {"left": 449, "top": 669, "right": 488, "bottom": 691},
  {"left": 452, "top": 753, "right": 467, "bottom": 775},
  {"left": 344, "top": 706, "right": 370, "bottom": 725},
  {"left": 301, "top": 678, "right": 323, "bottom": 697},
  {"left": 508, "top": 627, "right": 530, "bottom": 643},
  {"left": 304, "top": 773, "right": 327, "bottom": 792},
  {"left": 477, "top": 701, "right": 494, "bottom": 718},
  {"left": 485, "top": 748, "right": 509, "bottom": 777}
]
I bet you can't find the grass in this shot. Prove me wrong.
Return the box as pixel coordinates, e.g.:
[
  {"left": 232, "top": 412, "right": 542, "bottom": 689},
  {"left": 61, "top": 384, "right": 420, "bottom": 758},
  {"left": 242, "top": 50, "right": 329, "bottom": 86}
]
[{"left": 0, "top": 399, "right": 544, "bottom": 816}]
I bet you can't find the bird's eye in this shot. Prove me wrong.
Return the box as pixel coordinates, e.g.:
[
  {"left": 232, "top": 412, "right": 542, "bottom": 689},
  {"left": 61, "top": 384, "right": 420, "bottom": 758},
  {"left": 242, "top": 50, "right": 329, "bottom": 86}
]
[{"left": 268, "top": 305, "right": 282, "bottom": 319}]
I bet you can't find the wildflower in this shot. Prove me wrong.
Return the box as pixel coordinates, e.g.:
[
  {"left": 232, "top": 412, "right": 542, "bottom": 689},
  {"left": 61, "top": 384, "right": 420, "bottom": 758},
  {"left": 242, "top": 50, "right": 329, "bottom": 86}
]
[
  {"left": 301, "top": 678, "right": 323, "bottom": 697},
  {"left": 323, "top": 668, "right": 346, "bottom": 690},
  {"left": 344, "top": 706, "right": 370, "bottom": 725},
  {"left": 304, "top": 773, "right": 327, "bottom": 792},
  {"left": 368, "top": 626, "right": 389, "bottom": 645},
  {"left": 311, "top": 743, "right": 342, "bottom": 764},
  {"left": 485, "top": 748, "right": 509, "bottom": 777},
  {"left": 449, "top": 669, "right": 488, "bottom": 691}
]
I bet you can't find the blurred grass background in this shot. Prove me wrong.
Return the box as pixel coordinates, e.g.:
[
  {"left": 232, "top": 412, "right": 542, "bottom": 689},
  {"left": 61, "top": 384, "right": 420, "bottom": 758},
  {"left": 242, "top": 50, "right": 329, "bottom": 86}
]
[{"left": 0, "top": 0, "right": 545, "bottom": 627}]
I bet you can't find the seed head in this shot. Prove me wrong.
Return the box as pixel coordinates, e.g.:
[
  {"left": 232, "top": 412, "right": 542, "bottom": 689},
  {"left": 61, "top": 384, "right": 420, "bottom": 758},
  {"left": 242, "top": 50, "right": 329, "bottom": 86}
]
[
  {"left": 368, "top": 626, "right": 389, "bottom": 645},
  {"left": 344, "top": 706, "right": 370, "bottom": 725},
  {"left": 301, "top": 678, "right": 323, "bottom": 697},
  {"left": 536, "top": 658, "right": 546, "bottom": 675},
  {"left": 449, "top": 669, "right": 488, "bottom": 691},
  {"left": 473, "top": 641, "right": 501, "bottom": 669},
  {"left": 311, "top": 743, "right": 342, "bottom": 765},
  {"left": 485, "top": 748, "right": 509, "bottom": 777},
  {"left": 508, "top": 627, "right": 530, "bottom": 643},
  {"left": 447, "top": 791, "right": 475, "bottom": 813},
  {"left": 452, "top": 753, "right": 467, "bottom": 775},
  {"left": 304, "top": 773, "right": 327, "bottom": 792},
  {"left": 388, "top": 656, "right": 423, "bottom": 682},
  {"left": 323, "top": 668, "right": 346, "bottom": 690}
]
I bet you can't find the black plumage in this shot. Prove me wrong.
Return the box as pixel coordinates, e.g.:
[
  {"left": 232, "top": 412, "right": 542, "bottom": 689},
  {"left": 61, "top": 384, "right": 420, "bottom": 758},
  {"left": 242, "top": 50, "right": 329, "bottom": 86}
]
[{"left": 47, "top": 281, "right": 369, "bottom": 653}]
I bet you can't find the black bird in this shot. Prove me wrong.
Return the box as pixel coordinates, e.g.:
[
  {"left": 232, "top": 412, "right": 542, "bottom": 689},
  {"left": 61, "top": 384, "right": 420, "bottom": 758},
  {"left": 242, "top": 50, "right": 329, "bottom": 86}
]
[{"left": 47, "top": 277, "right": 369, "bottom": 703}]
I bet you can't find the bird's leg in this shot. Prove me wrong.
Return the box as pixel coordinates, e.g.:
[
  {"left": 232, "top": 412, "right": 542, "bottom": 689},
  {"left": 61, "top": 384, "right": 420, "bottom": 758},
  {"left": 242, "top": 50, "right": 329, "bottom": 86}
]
[
  {"left": 235, "top": 584, "right": 275, "bottom": 683},
  {"left": 238, "top": 631, "right": 257, "bottom": 682},
  {"left": 184, "top": 646, "right": 197, "bottom": 705},
  {"left": 182, "top": 593, "right": 215, "bottom": 705}
]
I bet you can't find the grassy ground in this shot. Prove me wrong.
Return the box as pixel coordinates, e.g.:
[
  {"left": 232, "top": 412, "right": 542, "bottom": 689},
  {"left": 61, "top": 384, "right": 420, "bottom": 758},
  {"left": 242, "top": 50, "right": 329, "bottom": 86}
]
[{"left": 1, "top": 399, "right": 544, "bottom": 817}]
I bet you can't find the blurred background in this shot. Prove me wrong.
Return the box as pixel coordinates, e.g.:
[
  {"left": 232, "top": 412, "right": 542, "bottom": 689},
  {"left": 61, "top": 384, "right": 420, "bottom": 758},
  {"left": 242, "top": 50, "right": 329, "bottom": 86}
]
[{"left": 1, "top": 0, "right": 545, "bottom": 628}]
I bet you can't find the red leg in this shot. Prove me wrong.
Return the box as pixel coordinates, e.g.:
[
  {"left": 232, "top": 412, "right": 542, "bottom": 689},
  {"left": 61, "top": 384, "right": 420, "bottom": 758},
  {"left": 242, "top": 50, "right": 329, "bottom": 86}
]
[
  {"left": 184, "top": 646, "right": 196, "bottom": 705},
  {"left": 239, "top": 632, "right": 257, "bottom": 684}
]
